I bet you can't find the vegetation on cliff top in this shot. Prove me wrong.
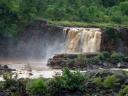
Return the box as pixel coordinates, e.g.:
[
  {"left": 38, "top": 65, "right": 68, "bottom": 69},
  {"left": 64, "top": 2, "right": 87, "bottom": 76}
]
[{"left": 0, "top": 0, "right": 128, "bottom": 37}]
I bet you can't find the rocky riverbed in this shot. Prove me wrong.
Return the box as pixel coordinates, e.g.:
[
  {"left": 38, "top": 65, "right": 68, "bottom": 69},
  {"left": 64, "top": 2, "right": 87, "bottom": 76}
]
[
  {"left": 0, "top": 59, "right": 128, "bottom": 81},
  {"left": 0, "top": 59, "right": 62, "bottom": 80}
]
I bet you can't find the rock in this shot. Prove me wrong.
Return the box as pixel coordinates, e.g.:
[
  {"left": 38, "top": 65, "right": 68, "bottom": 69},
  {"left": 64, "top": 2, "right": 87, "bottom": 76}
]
[
  {"left": 124, "top": 79, "right": 128, "bottom": 85},
  {"left": 117, "top": 62, "right": 121, "bottom": 68},
  {"left": 103, "top": 62, "right": 108, "bottom": 67},
  {"left": 3, "top": 65, "right": 8, "bottom": 69},
  {"left": 0, "top": 65, "right": 16, "bottom": 73},
  {"left": 0, "top": 91, "right": 10, "bottom": 96},
  {"left": 29, "top": 73, "right": 33, "bottom": 76},
  {"left": 117, "top": 62, "right": 127, "bottom": 68}
]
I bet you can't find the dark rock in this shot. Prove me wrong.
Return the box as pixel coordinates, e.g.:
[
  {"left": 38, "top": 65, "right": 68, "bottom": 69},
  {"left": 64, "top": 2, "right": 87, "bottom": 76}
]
[
  {"left": 29, "top": 73, "right": 33, "bottom": 76},
  {"left": 103, "top": 62, "right": 108, "bottom": 67},
  {"left": 117, "top": 62, "right": 128, "bottom": 68},
  {"left": 124, "top": 79, "right": 128, "bottom": 85},
  {"left": 3, "top": 65, "right": 8, "bottom": 69},
  {"left": 0, "top": 91, "right": 10, "bottom": 96},
  {"left": 101, "top": 28, "right": 128, "bottom": 54}
]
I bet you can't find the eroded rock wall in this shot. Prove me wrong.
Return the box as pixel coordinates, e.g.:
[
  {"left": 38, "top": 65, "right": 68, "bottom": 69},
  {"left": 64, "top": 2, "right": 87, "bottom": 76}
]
[
  {"left": 101, "top": 28, "right": 128, "bottom": 54},
  {"left": 0, "top": 21, "right": 127, "bottom": 60}
]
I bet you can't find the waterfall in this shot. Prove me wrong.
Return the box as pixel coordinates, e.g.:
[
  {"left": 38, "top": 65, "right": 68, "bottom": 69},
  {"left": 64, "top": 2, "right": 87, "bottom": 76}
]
[
  {"left": 65, "top": 28, "right": 81, "bottom": 52},
  {"left": 64, "top": 28, "right": 102, "bottom": 53}
]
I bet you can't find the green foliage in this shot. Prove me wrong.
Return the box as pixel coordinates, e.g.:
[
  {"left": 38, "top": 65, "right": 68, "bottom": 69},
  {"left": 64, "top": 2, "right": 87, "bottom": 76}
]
[
  {"left": 111, "top": 52, "right": 124, "bottom": 63},
  {"left": 103, "top": 75, "right": 119, "bottom": 88},
  {"left": 0, "top": 0, "right": 128, "bottom": 37},
  {"left": 62, "top": 68, "right": 87, "bottom": 91},
  {"left": 0, "top": 0, "right": 37, "bottom": 38},
  {"left": 93, "top": 77, "right": 103, "bottom": 87},
  {"left": 120, "top": 1, "right": 128, "bottom": 15},
  {"left": 119, "top": 85, "right": 128, "bottom": 96},
  {"left": 48, "top": 68, "right": 87, "bottom": 95},
  {"left": 2, "top": 72, "right": 27, "bottom": 96},
  {"left": 100, "top": 0, "right": 119, "bottom": 7},
  {"left": 47, "top": 76, "right": 66, "bottom": 95},
  {"left": 0, "top": 69, "right": 128, "bottom": 96},
  {"left": 85, "top": 56, "right": 100, "bottom": 65},
  {"left": 97, "top": 51, "right": 110, "bottom": 61},
  {"left": 27, "top": 78, "right": 47, "bottom": 96},
  {"left": 111, "top": 14, "right": 122, "bottom": 24}
]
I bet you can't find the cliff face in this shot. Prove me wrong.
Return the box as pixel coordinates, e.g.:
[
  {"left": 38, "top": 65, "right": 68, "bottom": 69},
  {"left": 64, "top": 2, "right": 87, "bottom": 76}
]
[
  {"left": 15, "top": 21, "right": 65, "bottom": 59},
  {"left": 0, "top": 21, "right": 65, "bottom": 59},
  {"left": 101, "top": 28, "right": 128, "bottom": 54},
  {"left": 0, "top": 21, "right": 127, "bottom": 60}
]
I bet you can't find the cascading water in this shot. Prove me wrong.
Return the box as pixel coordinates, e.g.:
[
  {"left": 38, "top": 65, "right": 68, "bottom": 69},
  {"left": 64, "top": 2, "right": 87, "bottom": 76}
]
[
  {"left": 0, "top": 26, "right": 102, "bottom": 79},
  {"left": 3, "top": 26, "right": 102, "bottom": 63},
  {"left": 65, "top": 28, "right": 81, "bottom": 52},
  {"left": 64, "top": 28, "right": 102, "bottom": 53}
]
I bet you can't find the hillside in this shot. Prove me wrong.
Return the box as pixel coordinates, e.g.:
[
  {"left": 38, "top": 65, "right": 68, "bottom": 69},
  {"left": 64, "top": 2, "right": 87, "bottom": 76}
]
[{"left": 0, "top": 0, "right": 128, "bottom": 37}]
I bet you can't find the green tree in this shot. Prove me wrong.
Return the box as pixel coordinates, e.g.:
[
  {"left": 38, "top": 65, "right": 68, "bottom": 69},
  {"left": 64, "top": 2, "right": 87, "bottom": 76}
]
[
  {"left": 27, "top": 78, "right": 47, "bottom": 96},
  {"left": 100, "top": 0, "right": 119, "bottom": 7},
  {"left": 120, "top": 1, "right": 128, "bottom": 15}
]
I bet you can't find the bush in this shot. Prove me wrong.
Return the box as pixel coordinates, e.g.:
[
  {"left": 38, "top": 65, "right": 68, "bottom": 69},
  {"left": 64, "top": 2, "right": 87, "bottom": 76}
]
[
  {"left": 97, "top": 51, "right": 110, "bottom": 61},
  {"left": 85, "top": 57, "right": 99, "bottom": 65},
  {"left": 62, "top": 68, "right": 87, "bottom": 92},
  {"left": 119, "top": 85, "right": 128, "bottom": 96},
  {"left": 100, "top": 0, "right": 119, "bottom": 7},
  {"left": 3, "top": 73, "right": 18, "bottom": 90},
  {"left": 120, "top": 1, "right": 128, "bottom": 15},
  {"left": 27, "top": 78, "right": 47, "bottom": 96},
  {"left": 111, "top": 52, "right": 124, "bottom": 63},
  {"left": 47, "top": 76, "right": 66, "bottom": 95},
  {"left": 111, "top": 15, "right": 122, "bottom": 23},
  {"left": 93, "top": 77, "right": 103, "bottom": 87},
  {"left": 2, "top": 73, "right": 27, "bottom": 95},
  {"left": 48, "top": 68, "right": 87, "bottom": 95},
  {"left": 103, "top": 75, "right": 119, "bottom": 88},
  {"left": 109, "top": 7, "right": 123, "bottom": 23}
]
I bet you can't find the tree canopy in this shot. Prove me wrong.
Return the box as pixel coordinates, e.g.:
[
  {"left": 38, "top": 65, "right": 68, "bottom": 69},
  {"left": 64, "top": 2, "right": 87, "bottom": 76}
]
[{"left": 0, "top": 0, "right": 128, "bottom": 37}]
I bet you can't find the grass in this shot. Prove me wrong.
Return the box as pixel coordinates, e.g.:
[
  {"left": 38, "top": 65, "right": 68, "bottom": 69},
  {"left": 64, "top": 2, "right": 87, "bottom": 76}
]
[
  {"left": 47, "top": 20, "right": 128, "bottom": 28},
  {"left": 35, "top": 17, "right": 128, "bottom": 28}
]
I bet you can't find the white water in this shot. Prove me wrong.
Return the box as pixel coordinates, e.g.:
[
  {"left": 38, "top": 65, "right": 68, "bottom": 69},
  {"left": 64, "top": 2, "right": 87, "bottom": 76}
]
[
  {"left": 64, "top": 28, "right": 102, "bottom": 53},
  {"left": 0, "top": 27, "right": 102, "bottom": 80},
  {"left": 0, "top": 59, "right": 62, "bottom": 80}
]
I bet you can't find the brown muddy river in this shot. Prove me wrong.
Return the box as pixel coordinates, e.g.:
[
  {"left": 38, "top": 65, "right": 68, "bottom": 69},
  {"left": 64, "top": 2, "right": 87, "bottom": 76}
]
[{"left": 0, "top": 59, "right": 62, "bottom": 79}]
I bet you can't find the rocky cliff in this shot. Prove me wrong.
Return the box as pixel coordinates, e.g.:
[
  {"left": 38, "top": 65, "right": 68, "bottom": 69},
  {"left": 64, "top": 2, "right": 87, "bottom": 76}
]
[{"left": 0, "top": 20, "right": 127, "bottom": 60}]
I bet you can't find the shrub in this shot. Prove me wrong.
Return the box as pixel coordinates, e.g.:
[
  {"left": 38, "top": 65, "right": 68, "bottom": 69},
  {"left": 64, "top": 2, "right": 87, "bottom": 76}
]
[
  {"left": 97, "top": 51, "right": 110, "bottom": 61},
  {"left": 119, "top": 85, "right": 128, "bottom": 96},
  {"left": 48, "top": 68, "right": 87, "bottom": 95},
  {"left": 110, "top": 8, "right": 122, "bottom": 23},
  {"left": 27, "top": 78, "right": 47, "bottom": 96},
  {"left": 103, "top": 75, "right": 119, "bottom": 89},
  {"left": 62, "top": 68, "right": 87, "bottom": 92},
  {"left": 111, "top": 15, "right": 122, "bottom": 23},
  {"left": 111, "top": 52, "right": 124, "bottom": 63},
  {"left": 120, "top": 1, "right": 128, "bottom": 15},
  {"left": 2, "top": 73, "right": 27, "bottom": 95},
  {"left": 93, "top": 77, "right": 103, "bottom": 87},
  {"left": 3, "top": 72, "right": 18, "bottom": 89},
  {"left": 100, "top": 0, "right": 119, "bottom": 7},
  {"left": 85, "top": 57, "right": 99, "bottom": 65},
  {"left": 47, "top": 76, "right": 66, "bottom": 95}
]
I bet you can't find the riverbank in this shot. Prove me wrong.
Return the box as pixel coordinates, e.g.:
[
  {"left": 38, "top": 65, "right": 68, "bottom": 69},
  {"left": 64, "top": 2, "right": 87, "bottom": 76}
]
[{"left": 0, "top": 68, "right": 128, "bottom": 96}]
